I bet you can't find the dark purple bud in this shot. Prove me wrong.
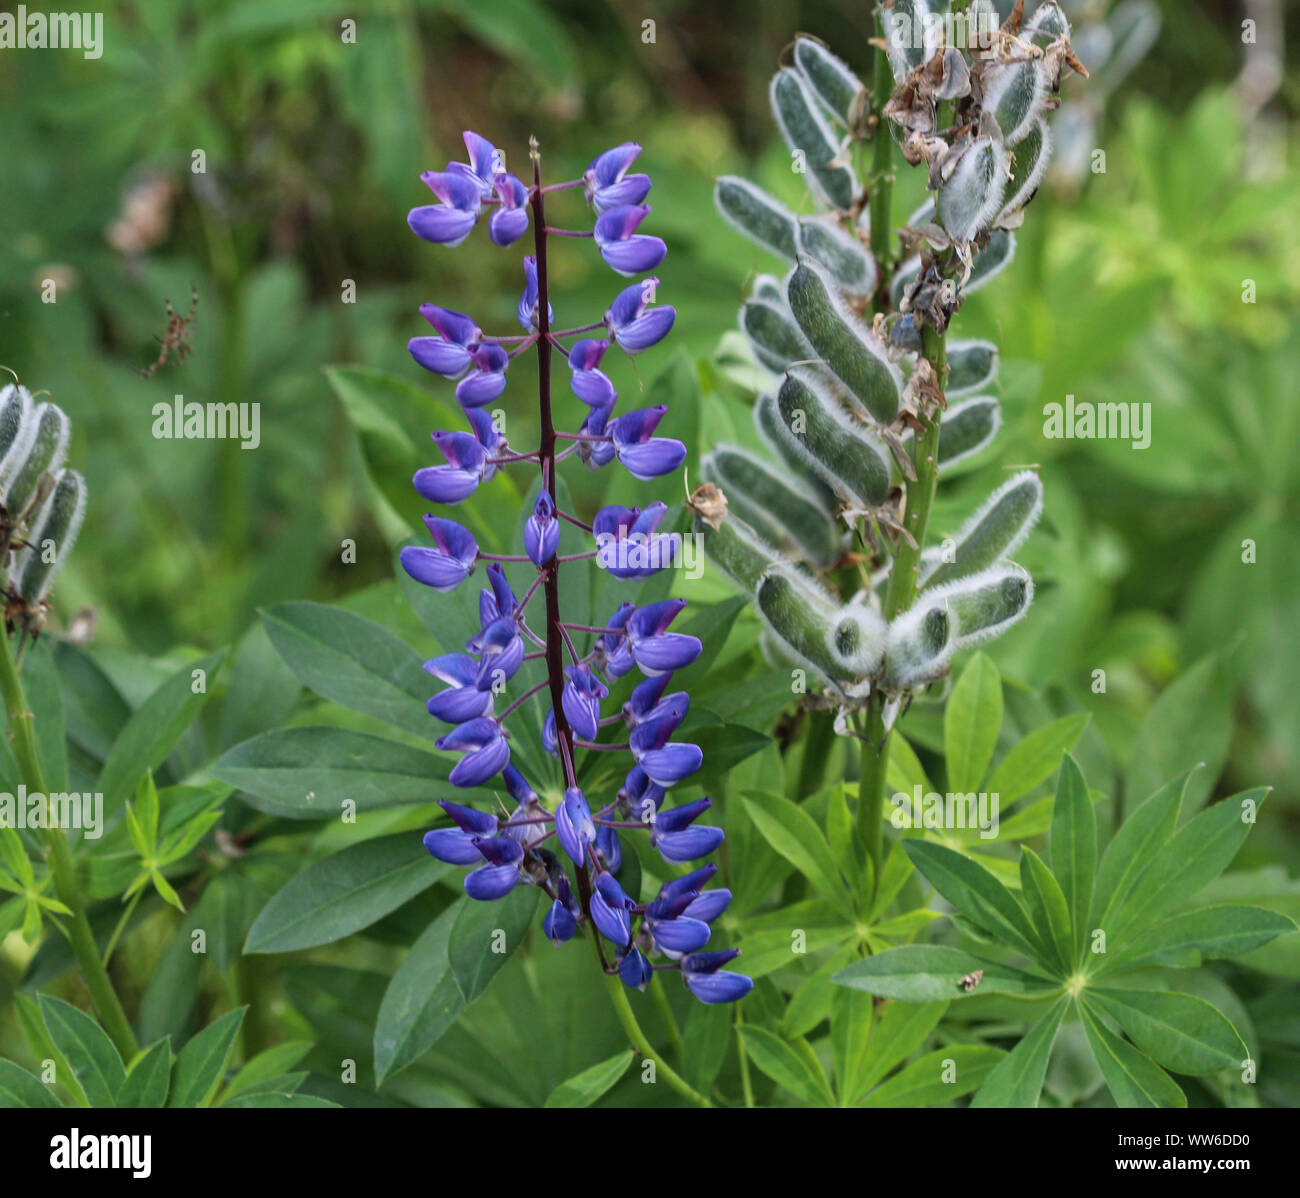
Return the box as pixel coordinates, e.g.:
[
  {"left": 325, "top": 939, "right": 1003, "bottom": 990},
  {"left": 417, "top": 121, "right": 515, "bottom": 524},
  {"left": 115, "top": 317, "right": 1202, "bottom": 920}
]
[
  {"left": 595, "top": 823, "right": 622, "bottom": 873},
  {"left": 555, "top": 786, "right": 595, "bottom": 865},
  {"left": 618, "top": 946, "right": 654, "bottom": 991},
  {"left": 516, "top": 255, "right": 553, "bottom": 331},
  {"left": 591, "top": 874, "right": 634, "bottom": 946}
]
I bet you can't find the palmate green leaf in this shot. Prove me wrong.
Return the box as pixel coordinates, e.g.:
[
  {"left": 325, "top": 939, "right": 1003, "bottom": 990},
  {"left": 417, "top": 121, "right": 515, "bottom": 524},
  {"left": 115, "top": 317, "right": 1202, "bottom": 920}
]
[
  {"left": 970, "top": 995, "right": 1069, "bottom": 1108},
  {"left": 167, "top": 1007, "right": 246, "bottom": 1108},
  {"left": 96, "top": 649, "right": 227, "bottom": 820},
  {"left": 0, "top": 1058, "right": 62, "bottom": 1108},
  {"left": 833, "top": 945, "right": 1049, "bottom": 1002},
  {"left": 245, "top": 832, "right": 449, "bottom": 953},
  {"left": 1103, "top": 905, "right": 1297, "bottom": 973},
  {"left": 1078, "top": 1000, "right": 1186, "bottom": 1109},
  {"left": 869, "top": 839, "right": 917, "bottom": 923},
  {"left": 15, "top": 993, "right": 83, "bottom": 1107},
  {"left": 862, "top": 1045, "right": 1004, "bottom": 1108},
  {"left": 263, "top": 602, "right": 433, "bottom": 739},
  {"left": 783, "top": 943, "right": 859, "bottom": 1038},
  {"left": 944, "top": 653, "right": 1002, "bottom": 794},
  {"left": 215, "top": 727, "right": 461, "bottom": 819},
  {"left": 1020, "top": 848, "right": 1073, "bottom": 976},
  {"left": 737, "top": 1025, "right": 835, "bottom": 1107},
  {"left": 1049, "top": 754, "right": 1095, "bottom": 964},
  {"left": 736, "top": 926, "right": 847, "bottom": 979},
  {"left": 985, "top": 714, "right": 1089, "bottom": 806},
  {"left": 1090, "top": 769, "right": 1188, "bottom": 931},
  {"left": 850, "top": 999, "right": 946, "bottom": 1104},
  {"left": 903, "top": 841, "right": 1042, "bottom": 961},
  {"left": 742, "top": 791, "right": 854, "bottom": 920},
  {"left": 115, "top": 1038, "right": 172, "bottom": 1109},
  {"left": 1107, "top": 788, "right": 1269, "bottom": 942},
  {"left": 38, "top": 995, "right": 125, "bottom": 1108},
  {"left": 374, "top": 888, "right": 538, "bottom": 1083},
  {"left": 543, "top": 1051, "right": 634, "bottom": 1108},
  {"left": 1087, "top": 988, "right": 1249, "bottom": 1076}
]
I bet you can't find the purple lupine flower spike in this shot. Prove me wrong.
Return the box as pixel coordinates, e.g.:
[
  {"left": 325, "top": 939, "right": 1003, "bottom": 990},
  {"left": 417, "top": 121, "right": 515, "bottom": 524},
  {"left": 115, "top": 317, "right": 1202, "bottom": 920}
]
[
  {"left": 594, "top": 205, "right": 667, "bottom": 276},
  {"left": 584, "top": 143, "right": 652, "bottom": 213},
  {"left": 524, "top": 490, "right": 560, "bottom": 566},
  {"left": 606, "top": 278, "right": 676, "bottom": 353},
  {"left": 401, "top": 516, "right": 478, "bottom": 592},
  {"left": 403, "top": 131, "right": 749, "bottom": 1007}
]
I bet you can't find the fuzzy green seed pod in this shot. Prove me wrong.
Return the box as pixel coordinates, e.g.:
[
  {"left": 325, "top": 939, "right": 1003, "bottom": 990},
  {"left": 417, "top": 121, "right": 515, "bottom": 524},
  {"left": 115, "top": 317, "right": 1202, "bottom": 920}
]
[
  {"left": 4, "top": 402, "right": 70, "bottom": 516},
  {"left": 935, "top": 396, "right": 1001, "bottom": 470},
  {"left": 796, "top": 218, "right": 878, "bottom": 301},
  {"left": 882, "top": 0, "right": 938, "bottom": 82},
  {"left": 787, "top": 262, "right": 901, "bottom": 424},
  {"left": 701, "top": 445, "right": 841, "bottom": 568},
  {"left": 932, "top": 564, "right": 1035, "bottom": 651},
  {"left": 752, "top": 391, "right": 841, "bottom": 513},
  {"left": 776, "top": 371, "right": 890, "bottom": 507},
  {"left": 756, "top": 563, "right": 844, "bottom": 686},
  {"left": 884, "top": 602, "right": 953, "bottom": 690},
  {"left": 946, "top": 340, "right": 1000, "bottom": 396},
  {"left": 741, "top": 298, "right": 812, "bottom": 374},
  {"left": 936, "top": 136, "right": 1011, "bottom": 243},
  {"left": 0, "top": 384, "right": 37, "bottom": 491},
  {"left": 715, "top": 176, "right": 799, "bottom": 260},
  {"left": 18, "top": 468, "right": 87, "bottom": 602},
  {"left": 1002, "top": 119, "right": 1052, "bottom": 219},
  {"left": 770, "top": 67, "right": 857, "bottom": 210},
  {"left": 920, "top": 470, "right": 1043, "bottom": 589},
  {"left": 693, "top": 507, "right": 780, "bottom": 593},
  {"left": 983, "top": 60, "right": 1048, "bottom": 147},
  {"left": 830, "top": 600, "right": 887, "bottom": 678},
  {"left": 891, "top": 230, "right": 1017, "bottom": 306},
  {"left": 791, "top": 35, "right": 864, "bottom": 127}
]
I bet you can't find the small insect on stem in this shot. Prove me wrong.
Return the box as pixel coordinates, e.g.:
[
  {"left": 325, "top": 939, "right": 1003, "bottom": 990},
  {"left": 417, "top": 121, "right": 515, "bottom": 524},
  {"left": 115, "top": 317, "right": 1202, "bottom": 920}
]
[
  {"left": 957, "top": 969, "right": 984, "bottom": 993},
  {"left": 138, "top": 285, "right": 198, "bottom": 379}
]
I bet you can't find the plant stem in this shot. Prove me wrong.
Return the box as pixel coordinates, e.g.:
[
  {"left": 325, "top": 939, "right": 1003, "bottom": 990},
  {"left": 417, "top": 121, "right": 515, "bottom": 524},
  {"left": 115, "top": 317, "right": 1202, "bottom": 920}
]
[
  {"left": 649, "top": 973, "right": 685, "bottom": 1058},
  {"left": 100, "top": 889, "right": 143, "bottom": 968},
  {"left": 599, "top": 955, "right": 711, "bottom": 1107},
  {"left": 0, "top": 633, "right": 138, "bottom": 1060},
  {"left": 735, "top": 1006, "right": 755, "bottom": 1108},
  {"left": 856, "top": 700, "right": 889, "bottom": 891},
  {"left": 869, "top": 8, "right": 895, "bottom": 294}
]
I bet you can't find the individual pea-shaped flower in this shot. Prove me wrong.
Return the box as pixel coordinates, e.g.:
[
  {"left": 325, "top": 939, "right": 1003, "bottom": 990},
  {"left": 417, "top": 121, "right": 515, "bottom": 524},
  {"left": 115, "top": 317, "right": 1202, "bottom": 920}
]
[
  {"left": 578, "top": 404, "right": 617, "bottom": 470},
  {"left": 413, "top": 430, "right": 489, "bottom": 504},
  {"left": 555, "top": 786, "right": 596, "bottom": 866},
  {"left": 617, "top": 764, "right": 665, "bottom": 824},
  {"left": 680, "top": 949, "right": 754, "bottom": 1004},
  {"left": 594, "top": 204, "right": 667, "bottom": 276},
  {"left": 596, "top": 601, "right": 636, "bottom": 678},
  {"left": 630, "top": 698, "right": 703, "bottom": 787},
  {"left": 423, "top": 653, "right": 495, "bottom": 724},
  {"left": 561, "top": 664, "right": 607, "bottom": 740},
  {"left": 593, "top": 502, "right": 677, "bottom": 579},
  {"left": 567, "top": 339, "right": 616, "bottom": 408},
  {"left": 652, "top": 797, "right": 724, "bottom": 863},
  {"left": 584, "top": 143, "right": 652, "bottom": 213},
  {"left": 409, "top": 170, "right": 482, "bottom": 247},
  {"left": 409, "top": 304, "right": 482, "bottom": 377},
  {"left": 544, "top": 875, "right": 581, "bottom": 944},
  {"left": 517, "top": 256, "right": 554, "bottom": 333},
  {"left": 610, "top": 406, "right": 687, "bottom": 480},
  {"left": 590, "top": 873, "right": 635, "bottom": 946},
  {"left": 423, "top": 800, "right": 498, "bottom": 865},
  {"left": 464, "top": 835, "right": 524, "bottom": 900},
  {"left": 473, "top": 615, "right": 525, "bottom": 689},
  {"left": 619, "top": 946, "right": 654, "bottom": 991},
  {"left": 436, "top": 716, "right": 510, "bottom": 788},
  {"left": 472, "top": 561, "right": 517, "bottom": 627},
  {"left": 594, "top": 822, "right": 622, "bottom": 872},
  {"left": 401, "top": 516, "right": 478, "bottom": 592},
  {"left": 456, "top": 343, "right": 509, "bottom": 408},
  {"left": 643, "top": 889, "right": 712, "bottom": 955},
  {"left": 627, "top": 599, "right": 702, "bottom": 675},
  {"left": 449, "top": 130, "right": 504, "bottom": 197},
  {"left": 524, "top": 490, "right": 560, "bottom": 566},
  {"left": 606, "top": 278, "right": 676, "bottom": 353},
  {"left": 490, "top": 172, "right": 530, "bottom": 247},
  {"left": 622, "top": 672, "right": 679, "bottom": 726},
  {"left": 658, "top": 863, "right": 734, "bottom": 925}
]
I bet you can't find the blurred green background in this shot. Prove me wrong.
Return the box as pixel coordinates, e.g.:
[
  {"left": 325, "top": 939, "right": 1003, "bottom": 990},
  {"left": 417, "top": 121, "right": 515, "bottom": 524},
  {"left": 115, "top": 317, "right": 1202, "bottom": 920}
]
[{"left": 0, "top": 0, "right": 1296, "bottom": 859}]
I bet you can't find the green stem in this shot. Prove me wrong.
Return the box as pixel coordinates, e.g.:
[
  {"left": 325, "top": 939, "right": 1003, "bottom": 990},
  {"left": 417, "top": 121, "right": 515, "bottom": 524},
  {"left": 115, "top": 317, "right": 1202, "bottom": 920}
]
[
  {"left": 735, "top": 1006, "right": 755, "bottom": 1108},
  {"left": 855, "top": 700, "right": 890, "bottom": 891},
  {"left": 649, "top": 973, "right": 684, "bottom": 1059},
  {"left": 100, "top": 888, "right": 143, "bottom": 968},
  {"left": 0, "top": 634, "right": 138, "bottom": 1060},
  {"left": 595, "top": 935, "right": 710, "bottom": 1108}
]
